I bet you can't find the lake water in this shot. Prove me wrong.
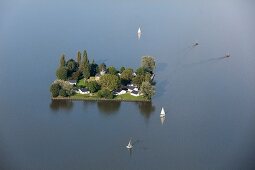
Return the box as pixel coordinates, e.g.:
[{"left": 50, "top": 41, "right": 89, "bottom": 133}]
[{"left": 0, "top": 0, "right": 255, "bottom": 169}]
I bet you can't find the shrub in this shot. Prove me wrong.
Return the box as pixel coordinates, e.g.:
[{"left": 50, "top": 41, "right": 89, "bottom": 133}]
[
  {"left": 97, "top": 89, "right": 113, "bottom": 99},
  {"left": 59, "top": 89, "right": 68, "bottom": 97},
  {"left": 50, "top": 83, "right": 60, "bottom": 97}
]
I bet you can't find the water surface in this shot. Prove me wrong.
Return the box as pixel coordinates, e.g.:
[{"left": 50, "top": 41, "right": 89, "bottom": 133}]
[{"left": 0, "top": 0, "right": 255, "bottom": 169}]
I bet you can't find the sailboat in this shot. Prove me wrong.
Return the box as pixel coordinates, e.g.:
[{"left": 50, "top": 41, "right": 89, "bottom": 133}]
[
  {"left": 160, "top": 107, "right": 166, "bottom": 118},
  {"left": 137, "top": 27, "right": 142, "bottom": 39},
  {"left": 126, "top": 139, "right": 133, "bottom": 149},
  {"left": 138, "top": 27, "right": 141, "bottom": 34}
]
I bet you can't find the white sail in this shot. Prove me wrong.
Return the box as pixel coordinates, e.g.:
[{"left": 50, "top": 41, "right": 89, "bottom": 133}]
[
  {"left": 160, "top": 107, "right": 165, "bottom": 117},
  {"left": 138, "top": 27, "right": 141, "bottom": 34},
  {"left": 126, "top": 139, "right": 133, "bottom": 149}
]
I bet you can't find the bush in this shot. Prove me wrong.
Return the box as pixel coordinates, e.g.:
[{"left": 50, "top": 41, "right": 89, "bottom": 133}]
[
  {"left": 50, "top": 83, "right": 60, "bottom": 97},
  {"left": 97, "top": 89, "right": 113, "bottom": 99},
  {"left": 85, "top": 81, "right": 100, "bottom": 93},
  {"left": 59, "top": 89, "right": 68, "bottom": 97}
]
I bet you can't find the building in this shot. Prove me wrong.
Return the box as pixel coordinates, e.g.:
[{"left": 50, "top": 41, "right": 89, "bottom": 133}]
[
  {"left": 130, "top": 90, "right": 140, "bottom": 96},
  {"left": 68, "top": 80, "right": 77, "bottom": 85},
  {"left": 76, "top": 88, "right": 90, "bottom": 94},
  {"left": 127, "top": 86, "right": 138, "bottom": 92},
  {"left": 113, "top": 89, "right": 127, "bottom": 95}
]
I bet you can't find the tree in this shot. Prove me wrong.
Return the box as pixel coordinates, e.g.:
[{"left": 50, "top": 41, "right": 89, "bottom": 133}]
[
  {"left": 136, "top": 67, "right": 146, "bottom": 76},
  {"left": 59, "top": 89, "right": 67, "bottom": 97},
  {"left": 85, "top": 81, "right": 100, "bottom": 93},
  {"left": 54, "top": 79, "right": 74, "bottom": 96},
  {"left": 99, "top": 74, "right": 120, "bottom": 91},
  {"left": 120, "top": 66, "right": 125, "bottom": 73},
  {"left": 132, "top": 75, "right": 145, "bottom": 88},
  {"left": 120, "top": 68, "right": 133, "bottom": 85},
  {"left": 140, "top": 81, "right": 155, "bottom": 100},
  {"left": 66, "top": 59, "right": 78, "bottom": 77},
  {"left": 56, "top": 67, "right": 68, "bottom": 80},
  {"left": 144, "top": 73, "right": 152, "bottom": 82},
  {"left": 77, "top": 51, "right": 82, "bottom": 66},
  {"left": 107, "top": 66, "right": 118, "bottom": 75},
  {"left": 50, "top": 83, "right": 61, "bottom": 97},
  {"left": 71, "top": 70, "right": 82, "bottom": 80},
  {"left": 99, "top": 63, "right": 106, "bottom": 72},
  {"left": 60, "top": 54, "right": 66, "bottom": 67},
  {"left": 83, "top": 50, "right": 88, "bottom": 62},
  {"left": 81, "top": 51, "right": 90, "bottom": 79},
  {"left": 141, "top": 56, "right": 156, "bottom": 73},
  {"left": 97, "top": 89, "right": 113, "bottom": 99},
  {"left": 90, "top": 60, "right": 98, "bottom": 76}
]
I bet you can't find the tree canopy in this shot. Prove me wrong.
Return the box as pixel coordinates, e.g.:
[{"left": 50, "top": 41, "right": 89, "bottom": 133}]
[
  {"left": 141, "top": 56, "right": 155, "bottom": 73},
  {"left": 99, "top": 74, "right": 120, "bottom": 91},
  {"left": 107, "top": 66, "right": 118, "bottom": 75},
  {"left": 140, "top": 81, "right": 155, "bottom": 100},
  {"left": 120, "top": 68, "right": 133, "bottom": 85},
  {"left": 60, "top": 54, "right": 66, "bottom": 67},
  {"left": 56, "top": 67, "right": 68, "bottom": 80}
]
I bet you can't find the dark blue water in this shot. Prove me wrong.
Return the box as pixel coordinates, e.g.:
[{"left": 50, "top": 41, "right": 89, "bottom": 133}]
[{"left": 0, "top": 0, "right": 255, "bottom": 169}]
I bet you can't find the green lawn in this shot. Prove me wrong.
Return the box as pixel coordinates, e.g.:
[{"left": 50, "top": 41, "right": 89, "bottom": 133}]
[
  {"left": 77, "top": 79, "right": 86, "bottom": 87},
  {"left": 114, "top": 93, "right": 147, "bottom": 101}
]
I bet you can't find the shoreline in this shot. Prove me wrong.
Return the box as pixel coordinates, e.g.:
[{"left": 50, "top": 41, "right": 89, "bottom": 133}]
[{"left": 51, "top": 97, "right": 150, "bottom": 102}]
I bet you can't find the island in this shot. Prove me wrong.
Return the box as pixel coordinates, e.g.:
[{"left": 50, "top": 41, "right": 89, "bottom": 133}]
[{"left": 50, "top": 50, "right": 156, "bottom": 102}]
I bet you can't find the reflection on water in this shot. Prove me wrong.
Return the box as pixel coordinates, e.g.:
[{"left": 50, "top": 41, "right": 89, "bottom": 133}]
[
  {"left": 136, "top": 102, "right": 155, "bottom": 119},
  {"left": 50, "top": 100, "right": 73, "bottom": 111},
  {"left": 160, "top": 116, "right": 165, "bottom": 125},
  {"left": 97, "top": 101, "right": 121, "bottom": 115}
]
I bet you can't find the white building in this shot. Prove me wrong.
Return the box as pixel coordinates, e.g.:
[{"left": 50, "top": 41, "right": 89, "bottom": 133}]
[
  {"left": 130, "top": 90, "right": 140, "bottom": 96},
  {"left": 68, "top": 80, "right": 77, "bottom": 85},
  {"left": 76, "top": 88, "right": 90, "bottom": 94},
  {"left": 113, "top": 89, "right": 127, "bottom": 95}
]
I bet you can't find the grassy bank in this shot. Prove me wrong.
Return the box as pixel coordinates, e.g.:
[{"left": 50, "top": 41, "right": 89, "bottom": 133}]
[{"left": 52, "top": 93, "right": 149, "bottom": 102}]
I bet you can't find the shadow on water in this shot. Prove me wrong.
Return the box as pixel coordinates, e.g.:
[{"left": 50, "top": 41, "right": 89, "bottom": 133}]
[
  {"left": 136, "top": 102, "right": 155, "bottom": 119},
  {"left": 97, "top": 101, "right": 121, "bottom": 116},
  {"left": 156, "top": 62, "right": 168, "bottom": 72},
  {"left": 154, "top": 80, "right": 169, "bottom": 98},
  {"left": 49, "top": 100, "right": 73, "bottom": 111}
]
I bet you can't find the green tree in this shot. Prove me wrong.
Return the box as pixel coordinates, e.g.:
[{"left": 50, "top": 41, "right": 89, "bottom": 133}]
[
  {"left": 83, "top": 50, "right": 88, "bottom": 62},
  {"left": 132, "top": 75, "right": 145, "bottom": 88},
  {"left": 66, "top": 59, "right": 78, "bottom": 77},
  {"left": 141, "top": 56, "right": 156, "bottom": 73},
  {"left": 144, "top": 73, "right": 152, "bottom": 82},
  {"left": 60, "top": 54, "right": 66, "bottom": 67},
  {"left": 107, "top": 66, "right": 118, "bottom": 75},
  {"left": 55, "top": 79, "right": 74, "bottom": 96},
  {"left": 59, "top": 89, "right": 67, "bottom": 97},
  {"left": 99, "top": 74, "right": 120, "bottom": 91},
  {"left": 56, "top": 67, "right": 68, "bottom": 80},
  {"left": 99, "top": 63, "right": 106, "bottom": 72},
  {"left": 136, "top": 67, "right": 146, "bottom": 76},
  {"left": 140, "top": 81, "right": 155, "bottom": 100},
  {"left": 50, "top": 83, "right": 61, "bottom": 97},
  {"left": 90, "top": 60, "right": 98, "bottom": 76},
  {"left": 77, "top": 51, "right": 82, "bottom": 66},
  {"left": 120, "top": 68, "right": 133, "bottom": 85},
  {"left": 71, "top": 70, "right": 82, "bottom": 80},
  {"left": 120, "top": 66, "right": 125, "bottom": 73},
  {"left": 81, "top": 51, "right": 90, "bottom": 79},
  {"left": 85, "top": 81, "right": 100, "bottom": 93},
  {"left": 97, "top": 89, "right": 113, "bottom": 99}
]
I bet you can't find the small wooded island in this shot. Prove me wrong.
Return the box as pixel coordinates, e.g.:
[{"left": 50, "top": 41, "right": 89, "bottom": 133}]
[{"left": 50, "top": 50, "right": 156, "bottom": 102}]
